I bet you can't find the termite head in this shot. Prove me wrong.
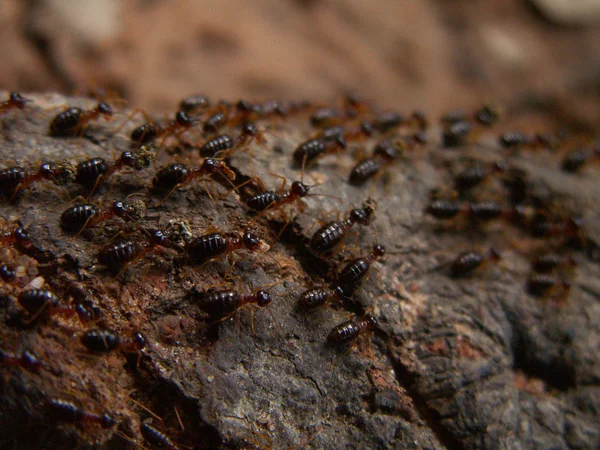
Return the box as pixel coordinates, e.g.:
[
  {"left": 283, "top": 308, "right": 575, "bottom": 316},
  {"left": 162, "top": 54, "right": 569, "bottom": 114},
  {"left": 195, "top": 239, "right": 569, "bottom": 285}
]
[
  {"left": 133, "top": 332, "right": 147, "bottom": 349},
  {"left": 364, "top": 312, "right": 378, "bottom": 328},
  {"left": 373, "top": 140, "right": 399, "bottom": 160},
  {"left": 150, "top": 229, "right": 169, "bottom": 246},
  {"left": 175, "top": 110, "right": 196, "bottom": 127},
  {"left": 373, "top": 244, "right": 386, "bottom": 258},
  {"left": 97, "top": 102, "right": 113, "bottom": 119},
  {"left": 112, "top": 200, "right": 145, "bottom": 222},
  {"left": 333, "top": 135, "right": 347, "bottom": 149},
  {"left": 236, "top": 99, "right": 254, "bottom": 112},
  {"left": 1, "top": 264, "right": 16, "bottom": 281},
  {"left": 350, "top": 199, "right": 376, "bottom": 225},
  {"left": 271, "top": 100, "right": 289, "bottom": 116},
  {"left": 14, "top": 227, "right": 30, "bottom": 247},
  {"left": 243, "top": 231, "right": 270, "bottom": 253},
  {"left": 360, "top": 121, "right": 374, "bottom": 137},
  {"left": 179, "top": 94, "right": 210, "bottom": 113},
  {"left": 120, "top": 151, "right": 141, "bottom": 169},
  {"left": 413, "top": 131, "right": 428, "bottom": 144},
  {"left": 493, "top": 160, "right": 507, "bottom": 173},
  {"left": 350, "top": 208, "right": 368, "bottom": 224},
  {"left": 488, "top": 247, "right": 502, "bottom": 262},
  {"left": 75, "top": 304, "right": 98, "bottom": 323},
  {"left": 21, "top": 350, "right": 41, "bottom": 371},
  {"left": 39, "top": 162, "right": 60, "bottom": 180},
  {"left": 334, "top": 285, "right": 346, "bottom": 298},
  {"left": 10, "top": 92, "right": 31, "bottom": 108},
  {"left": 113, "top": 200, "right": 127, "bottom": 216},
  {"left": 241, "top": 122, "right": 259, "bottom": 137},
  {"left": 100, "top": 414, "right": 117, "bottom": 429},
  {"left": 567, "top": 215, "right": 584, "bottom": 232},
  {"left": 255, "top": 290, "right": 272, "bottom": 307},
  {"left": 291, "top": 181, "right": 310, "bottom": 198},
  {"left": 475, "top": 103, "right": 501, "bottom": 126},
  {"left": 241, "top": 122, "right": 267, "bottom": 144}
]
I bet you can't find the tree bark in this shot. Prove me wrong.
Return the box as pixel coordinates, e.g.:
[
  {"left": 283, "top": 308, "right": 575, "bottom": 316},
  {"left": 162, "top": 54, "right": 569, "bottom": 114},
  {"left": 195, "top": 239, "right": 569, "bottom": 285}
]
[{"left": 0, "top": 92, "right": 599, "bottom": 449}]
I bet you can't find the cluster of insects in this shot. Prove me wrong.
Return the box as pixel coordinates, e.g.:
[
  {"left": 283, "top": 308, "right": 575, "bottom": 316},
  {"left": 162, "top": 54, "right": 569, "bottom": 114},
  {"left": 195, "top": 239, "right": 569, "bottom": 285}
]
[
  {"left": 0, "top": 89, "right": 596, "bottom": 449},
  {"left": 423, "top": 108, "right": 592, "bottom": 303}
]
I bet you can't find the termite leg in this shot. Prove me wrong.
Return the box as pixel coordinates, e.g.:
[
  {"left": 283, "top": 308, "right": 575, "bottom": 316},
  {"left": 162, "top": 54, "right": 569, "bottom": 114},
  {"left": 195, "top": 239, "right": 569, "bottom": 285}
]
[
  {"left": 222, "top": 256, "right": 239, "bottom": 280},
  {"left": 157, "top": 183, "right": 184, "bottom": 205},
  {"left": 112, "top": 107, "right": 153, "bottom": 138},
  {"left": 21, "top": 301, "right": 51, "bottom": 324},
  {"left": 85, "top": 174, "right": 106, "bottom": 200},
  {"left": 218, "top": 175, "right": 265, "bottom": 200},
  {"left": 200, "top": 178, "right": 218, "bottom": 204},
  {"left": 72, "top": 214, "right": 100, "bottom": 238},
  {"left": 274, "top": 208, "right": 293, "bottom": 241},
  {"left": 266, "top": 171, "right": 288, "bottom": 194}
]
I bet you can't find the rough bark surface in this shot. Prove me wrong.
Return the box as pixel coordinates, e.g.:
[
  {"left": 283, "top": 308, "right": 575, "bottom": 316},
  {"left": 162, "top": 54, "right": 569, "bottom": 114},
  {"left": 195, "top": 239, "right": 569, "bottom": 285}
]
[{"left": 0, "top": 92, "right": 599, "bottom": 449}]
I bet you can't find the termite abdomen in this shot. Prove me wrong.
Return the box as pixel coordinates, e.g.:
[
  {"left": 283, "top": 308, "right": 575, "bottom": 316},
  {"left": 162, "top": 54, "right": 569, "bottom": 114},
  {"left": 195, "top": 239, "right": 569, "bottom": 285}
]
[{"left": 349, "top": 158, "right": 382, "bottom": 185}]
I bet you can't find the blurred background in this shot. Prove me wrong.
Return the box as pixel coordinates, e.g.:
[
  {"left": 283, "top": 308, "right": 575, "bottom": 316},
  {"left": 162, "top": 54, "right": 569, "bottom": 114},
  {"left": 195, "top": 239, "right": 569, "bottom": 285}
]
[{"left": 1, "top": 0, "right": 599, "bottom": 120}]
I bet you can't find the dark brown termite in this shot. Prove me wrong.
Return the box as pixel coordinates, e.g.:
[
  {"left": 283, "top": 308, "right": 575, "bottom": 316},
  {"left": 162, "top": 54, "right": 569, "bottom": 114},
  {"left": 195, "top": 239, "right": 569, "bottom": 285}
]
[
  {"left": 190, "top": 283, "right": 278, "bottom": 334},
  {"left": 140, "top": 423, "right": 178, "bottom": 450},
  {"left": 0, "top": 162, "right": 71, "bottom": 201},
  {"left": 238, "top": 172, "right": 340, "bottom": 225},
  {"left": 449, "top": 248, "right": 501, "bottom": 278},
  {"left": 309, "top": 200, "right": 376, "bottom": 253},
  {"left": 49, "top": 102, "right": 113, "bottom": 137},
  {"left": 203, "top": 112, "right": 226, "bottom": 133},
  {"left": 234, "top": 173, "right": 340, "bottom": 238},
  {"left": 48, "top": 398, "right": 117, "bottom": 429},
  {"left": 130, "top": 110, "right": 199, "bottom": 145},
  {"left": 191, "top": 286, "right": 271, "bottom": 318},
  {"left": 526, "top": 273, "right": 571, "bottom": 300},
  {"left": 199, "top": 123, "right": 267, "bottom": 157},
  {"left": 372, "top": 110, "right": 428, "bottom": 133},
  {"left": 441, "top": 104, "right": 501, "bottom": 148},
  {"left": 1, "top": 264, "right": 17, "bottom": 281},
  {"left": 531, "top": 252, "right": 576, "bottom": 273},
  {"left": 0, "top": 224, "right": 31, "bottom": 248},
  {"left": 179, "top": 94, "right": 210, "bottom": 114},
  {"left": 454, "top": 161, "right": 507, "bottom": 191},
  {"left": 292, "top": 137, "right": 346, "bottom": 167},
  {"left": 151, "top": 158, "right": 236, "bottom": 201},
  {"left": 561, "top": 147, "right": 599, "bottom": 173},
  {"left": 16, "top": 289, "right": 90, "bottom": 323},
  {"left": 60, "top": 199, "right": 146, "bottom": 233},
  {"left": 72, "top": 146, "right": 156, "bottom": 194},
  {"left": 425, "top": 199, "right": 517, "bottom": 223},
  {"left": 297, "top": 285, "right": 346, "bottom": 311},
  {"left": 186, "top": 230, "right": 269, "bottom": 267},
  {"left": 529, "top": 212, "right": 584, "bottom": 242},
  {"left": 327, "top": 312, "right": 377, "bottom": 346},
  {"left": 499, "top": 131, "right": 556, "bottom": 152},
  {"left": 80, "top": 328, "right": 146, "bottom": 353},
  {"left": 0, "top": 349, "right": 42, "bottom": 372},
  {"left": 349, "top": 140, "right": 405, "bottom": 185},
  {"left": 336, "top": 244, "right": 386, "bottom": 292},
  {"left": 97, "top": 229, "right": 173, "bottom": 273},
  {"left": 0, "top": 92, "right": 32, "bottom": 115}
]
